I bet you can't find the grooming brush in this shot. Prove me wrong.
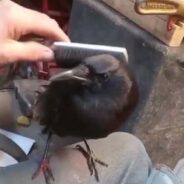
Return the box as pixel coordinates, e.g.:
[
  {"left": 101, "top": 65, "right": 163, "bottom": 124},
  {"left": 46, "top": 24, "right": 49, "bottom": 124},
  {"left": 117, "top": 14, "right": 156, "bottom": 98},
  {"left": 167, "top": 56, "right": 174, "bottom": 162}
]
[{"left": 52, "top": 42, "right": 128, "bottom": 67}]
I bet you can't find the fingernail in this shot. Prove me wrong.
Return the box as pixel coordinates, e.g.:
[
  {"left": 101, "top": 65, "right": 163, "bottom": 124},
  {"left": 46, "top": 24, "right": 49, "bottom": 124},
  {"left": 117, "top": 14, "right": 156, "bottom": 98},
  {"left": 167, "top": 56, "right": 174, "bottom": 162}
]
[
  {"left": 41, "top": 48, "right": 54, "bottom": 61},
  {"left": 65, "top": 36, "right": 71, "bottom": 42}
]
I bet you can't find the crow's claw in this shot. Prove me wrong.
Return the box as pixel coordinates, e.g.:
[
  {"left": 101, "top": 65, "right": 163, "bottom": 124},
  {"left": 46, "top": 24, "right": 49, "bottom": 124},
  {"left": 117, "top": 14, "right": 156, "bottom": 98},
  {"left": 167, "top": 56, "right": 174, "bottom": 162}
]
[
  {"left": 32, "top": 133, "right": 53, "bottom": 184},
  {"left": 76, "top": 145, "right": 94, "bottom": 175},
  {"left": 94, "top": 158, "right": 108, "bottom": 167},
  {"left": 32, "top": 159, "right": 55, "bottom": 184},
  {"left": 76, "top": 140, "right": 108, "bottom": 182}
]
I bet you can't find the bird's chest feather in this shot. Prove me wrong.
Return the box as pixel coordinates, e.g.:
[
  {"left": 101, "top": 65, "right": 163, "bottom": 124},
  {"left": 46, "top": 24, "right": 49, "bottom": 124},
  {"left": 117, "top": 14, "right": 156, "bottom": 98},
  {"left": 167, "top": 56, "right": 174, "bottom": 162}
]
[{"left": 39, "top": 77, "right": 130, "bottom": 138}]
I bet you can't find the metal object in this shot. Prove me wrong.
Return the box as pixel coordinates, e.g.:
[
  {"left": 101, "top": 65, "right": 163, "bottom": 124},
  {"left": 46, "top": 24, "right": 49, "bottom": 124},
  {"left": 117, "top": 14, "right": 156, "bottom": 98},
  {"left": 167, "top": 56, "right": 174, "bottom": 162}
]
[
  {"left": 135, "top": 0, "right": 184, "bottom": 16},
  {"left": 135, "top": 0, "right": 184, "bottom": 31},
  {"left": 135, "top": 0, "right": 184, "bottom": 17}
]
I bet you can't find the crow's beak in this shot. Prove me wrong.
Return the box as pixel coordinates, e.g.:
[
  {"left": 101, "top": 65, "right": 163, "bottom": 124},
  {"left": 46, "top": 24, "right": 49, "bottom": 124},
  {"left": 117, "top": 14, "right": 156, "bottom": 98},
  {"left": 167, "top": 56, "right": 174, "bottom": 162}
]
[{"left": 49, "top": 65, "right": 90, "bottom": 83}]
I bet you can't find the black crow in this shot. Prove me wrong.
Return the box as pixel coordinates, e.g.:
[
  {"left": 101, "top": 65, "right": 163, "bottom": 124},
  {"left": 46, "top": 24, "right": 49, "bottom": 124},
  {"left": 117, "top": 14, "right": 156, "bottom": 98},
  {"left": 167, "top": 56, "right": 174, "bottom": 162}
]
[{"left": 33, "top": 54, "right": 139, "bottom": 183}]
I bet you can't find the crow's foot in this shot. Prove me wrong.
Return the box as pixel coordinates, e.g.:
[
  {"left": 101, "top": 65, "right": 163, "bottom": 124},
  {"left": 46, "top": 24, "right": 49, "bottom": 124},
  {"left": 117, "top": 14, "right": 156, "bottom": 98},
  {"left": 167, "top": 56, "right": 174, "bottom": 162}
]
[
  {"left": 32, "top": 159, "right": 54, "bottom": 184},
  {"left": 76, "top": 139, "right": 108, "bottom": 182},
  {"left": 32, "top": 132, "right": 53, "bottom": 184}
]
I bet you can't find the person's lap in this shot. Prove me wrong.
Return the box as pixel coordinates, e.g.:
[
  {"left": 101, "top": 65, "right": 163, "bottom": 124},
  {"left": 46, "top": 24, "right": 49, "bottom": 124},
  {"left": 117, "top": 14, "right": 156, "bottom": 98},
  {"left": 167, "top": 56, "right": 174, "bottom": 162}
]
[{"left": 0, "top": 132, "right": 152, "bottom": 184}]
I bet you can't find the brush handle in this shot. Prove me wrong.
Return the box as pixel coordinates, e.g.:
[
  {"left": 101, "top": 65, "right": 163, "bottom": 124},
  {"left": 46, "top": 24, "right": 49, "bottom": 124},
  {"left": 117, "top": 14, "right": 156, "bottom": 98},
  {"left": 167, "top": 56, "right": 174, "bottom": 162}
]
[{"left": 52, "top": 42, "right": 128, "bottom": 68}]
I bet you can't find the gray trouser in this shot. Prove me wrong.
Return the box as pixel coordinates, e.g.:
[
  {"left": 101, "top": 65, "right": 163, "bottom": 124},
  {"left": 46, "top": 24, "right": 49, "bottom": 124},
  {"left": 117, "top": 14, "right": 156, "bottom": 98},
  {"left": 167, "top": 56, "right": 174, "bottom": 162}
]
[{"left": 0, "top": 132, "right": 152, "bottom": 184}]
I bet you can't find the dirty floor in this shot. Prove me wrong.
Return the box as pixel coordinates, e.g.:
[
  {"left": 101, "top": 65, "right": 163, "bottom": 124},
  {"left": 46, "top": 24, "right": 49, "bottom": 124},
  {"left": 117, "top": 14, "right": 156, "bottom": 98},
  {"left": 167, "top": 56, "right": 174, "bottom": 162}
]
[{"left": 134, "top": 59, "right": 184, "bottom": 168}]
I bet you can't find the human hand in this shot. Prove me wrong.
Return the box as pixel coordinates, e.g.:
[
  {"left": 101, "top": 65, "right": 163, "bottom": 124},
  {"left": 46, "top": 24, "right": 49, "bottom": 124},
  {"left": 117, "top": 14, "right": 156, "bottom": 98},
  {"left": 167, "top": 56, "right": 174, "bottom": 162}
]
[{"left": 0, "top": 0, "right": 70, "bottom": 64}]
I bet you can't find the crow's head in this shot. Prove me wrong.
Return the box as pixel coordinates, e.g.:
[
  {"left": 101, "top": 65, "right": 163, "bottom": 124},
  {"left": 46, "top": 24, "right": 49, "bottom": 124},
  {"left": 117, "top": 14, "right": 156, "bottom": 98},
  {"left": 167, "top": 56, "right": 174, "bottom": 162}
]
[
  {"left": 50, "top": 54, "right": 120, "bottom": 86},
  {"left": 35, "top": 54, "right": 138, "bottom": 138}
]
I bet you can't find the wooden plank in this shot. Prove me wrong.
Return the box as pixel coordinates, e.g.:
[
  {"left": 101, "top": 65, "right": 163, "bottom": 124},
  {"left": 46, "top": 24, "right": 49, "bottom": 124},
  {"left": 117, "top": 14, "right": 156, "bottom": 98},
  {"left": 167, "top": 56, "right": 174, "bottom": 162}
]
[{"left": 101, "top": 0, "right": 184, "bottom": 47}]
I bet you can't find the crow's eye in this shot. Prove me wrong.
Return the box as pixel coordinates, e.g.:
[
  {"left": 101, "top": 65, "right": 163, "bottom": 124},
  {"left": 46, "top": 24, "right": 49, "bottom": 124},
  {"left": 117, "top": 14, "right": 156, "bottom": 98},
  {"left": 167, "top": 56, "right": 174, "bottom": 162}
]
[
  {"left": 103, "top": 74, "right": 109, "bottom": 79},
  {"left": 99, "top": 73, "right": 109, "bottom": 81}
]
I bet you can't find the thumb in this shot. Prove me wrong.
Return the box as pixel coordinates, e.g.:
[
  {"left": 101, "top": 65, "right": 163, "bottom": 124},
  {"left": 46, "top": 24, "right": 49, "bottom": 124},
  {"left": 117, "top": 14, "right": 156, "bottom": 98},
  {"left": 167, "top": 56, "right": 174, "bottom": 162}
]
[{"left": 0, "top": 40, "right": 54, "bottom": 64}]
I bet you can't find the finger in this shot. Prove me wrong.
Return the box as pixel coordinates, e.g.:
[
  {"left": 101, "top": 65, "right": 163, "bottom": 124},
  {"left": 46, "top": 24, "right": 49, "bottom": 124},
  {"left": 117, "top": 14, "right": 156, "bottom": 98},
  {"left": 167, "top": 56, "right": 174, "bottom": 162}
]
[
  {"left": 0, "top": 40, "right": 54, "bottom": 64},
  {"left": 24, "top": 9, "right": 70, "bottom": 42}
]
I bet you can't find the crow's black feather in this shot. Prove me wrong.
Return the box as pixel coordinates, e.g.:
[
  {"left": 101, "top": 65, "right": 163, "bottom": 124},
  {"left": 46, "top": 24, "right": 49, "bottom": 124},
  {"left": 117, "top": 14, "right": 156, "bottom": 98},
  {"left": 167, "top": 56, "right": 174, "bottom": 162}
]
[{"left": 34, "top": 54, "right": 139, "bottom": 139}]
